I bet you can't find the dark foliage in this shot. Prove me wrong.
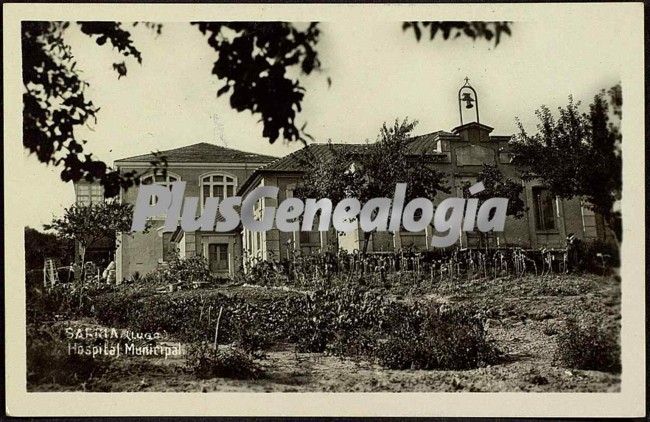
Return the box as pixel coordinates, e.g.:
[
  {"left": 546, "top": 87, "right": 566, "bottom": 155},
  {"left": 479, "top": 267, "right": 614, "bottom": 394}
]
[
  {"left": 581, "top": 239, "right": 620, "bottom": 270},
  {"left": 403, "top": 21, "right": 512, "bottom": 46},
  {"left": 24, "top": 226, "right": 74, "bottom": 271},
  {"left": 185, "top": 343, "right": 261, "bottom": 379},
  {"left": 375, "top": 303, "right": 501, "bottom": 370},
  {"left": 462, "top": 164, "right": 526, "bottom": 219},
  {"left": 22, "top": 21, "right": 513, "bottom": 197},
  {"left": 511, "top": 85, "right": 622, "bottom": 240},
  {"left": 141, "top": 251, "right": 214, "bottom": 285},
  {"left": 193, "top": 22, "right": 321, "bottom": 144},
  {"left": 27, "top": 324, "right": 111, "bottom": 386},
  {"left": 77, "top": 282, "right": 497, "bottom": 370},
  {"left": 21, "top": 21, "right": 152, "bottom": 197},
  {"left": 295, "top": 119, "right": 449, "bottom": 252},
  {"left": 554, "top": 316, "right": 620, "bottom": 373}
]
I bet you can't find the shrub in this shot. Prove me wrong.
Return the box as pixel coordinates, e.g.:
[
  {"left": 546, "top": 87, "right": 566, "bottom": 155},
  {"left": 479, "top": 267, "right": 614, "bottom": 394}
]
[
  {"left": 375, "top": 304, "right": 501, "bottom": 370},
  {"left": 25, "top": 283, "right": 102, "bottom": 323},
  {"left": 26, "top": 324, "right": 111, "bottom": 387},
  {"left": 230, "top": 313, "right": 276, "bottom": 359},
  {"left": 185, "top": 343, "right": 261, "bottom": 379},
  {"left": 555, "top": 316, "right": 620, "bottom": 373},
  {"left": 581, "top": 239, "right": 620, "bottom": 273},
  {"left": 90, "top": 287, "right": 153, "bottom": 328},
  {"left": 39, "top": 280, "right": 499, "bottom": 372},
  {"left": 151, "top": 253, "right": 214, "bottom": 285}
]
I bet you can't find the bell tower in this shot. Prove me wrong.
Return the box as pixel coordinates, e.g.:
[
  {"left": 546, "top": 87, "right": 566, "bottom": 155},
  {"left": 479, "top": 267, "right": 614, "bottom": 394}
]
[
  {"left": 458, "top": 77, "right": 479, "bottom": 125},
  {"left": 453, "top": 77, "right": 493, "bottom": 142}
]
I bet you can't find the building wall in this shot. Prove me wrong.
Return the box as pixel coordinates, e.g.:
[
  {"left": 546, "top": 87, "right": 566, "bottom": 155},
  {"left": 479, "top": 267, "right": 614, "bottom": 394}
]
[
  {"left": 115, "top": 163, "right": 262, "bottom": 282},
  {"left": 115, "top": 128, "right": 607, "bottom": 280},
  {"left": 241, "top": 173, "right": 340, "bottom": 266},
  {"left": 117, "top": 224, "right": 165, "bottom": 278},
  {"left": 241, "top": 126, "right": 597, "bottom": 262}
]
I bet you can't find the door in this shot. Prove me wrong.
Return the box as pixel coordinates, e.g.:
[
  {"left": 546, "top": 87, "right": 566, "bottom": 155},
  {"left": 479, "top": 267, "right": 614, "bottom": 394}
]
[{"left": 208, "top": 243, "right": 229, "bottom": 273}]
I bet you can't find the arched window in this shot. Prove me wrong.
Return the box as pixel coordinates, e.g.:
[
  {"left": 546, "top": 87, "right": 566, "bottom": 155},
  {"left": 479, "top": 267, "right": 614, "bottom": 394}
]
[
  {"left": 200, "top": 173, "right": 237, "bottom": 205},
  {"left": 141, "top": 172, "right": 181, "bottom": 205}
]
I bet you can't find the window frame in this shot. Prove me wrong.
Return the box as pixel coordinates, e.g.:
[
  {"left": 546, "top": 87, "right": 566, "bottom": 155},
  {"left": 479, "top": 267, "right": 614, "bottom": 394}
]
[
  {"left": 76, "top": 183, "right": 105, "bottom": 206},
  {"left": 532, "top": 186, "right": 558, "bottom": 232},
  {"left": 208, "top": 243, "right": 230, "bottom": 272},
  {"left": 140, "top": 171, "right": 182, "bottom": 207},
  {"left": 199, "top": 172, "right": 238, "bottom": 210}
]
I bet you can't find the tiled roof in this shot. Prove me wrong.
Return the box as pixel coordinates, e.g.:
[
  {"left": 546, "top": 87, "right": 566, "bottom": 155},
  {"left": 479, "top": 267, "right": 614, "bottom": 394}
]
[
  {"left": 115, "top": 142, "right": 277, "bottom": 164},
  {"left": 259, "top": 143, "right": 366, "bottom": 172},
  {"left": 259, "top": 132, "right": 450, "bottom": 173},
  {"left": 405, "top": 131, "right": 454, "bottom": 155},
  {"left": 238, "top": 131, "right": 452, "bottom": 194}
]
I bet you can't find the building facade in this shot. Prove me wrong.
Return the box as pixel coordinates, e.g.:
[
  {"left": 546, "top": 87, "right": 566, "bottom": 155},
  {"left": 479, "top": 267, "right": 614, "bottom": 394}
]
[
  {"left": 77, "top": 83, "right": 614, "bottom": 282},
  {"left": 238, "top": 121, "right": 609, "bottom": 263},
  {"left": 73, "top": 130, "right": 612, "bottom": 283},
  {"left": 113, "top": 143, "right": 276, "bottom": 281}
]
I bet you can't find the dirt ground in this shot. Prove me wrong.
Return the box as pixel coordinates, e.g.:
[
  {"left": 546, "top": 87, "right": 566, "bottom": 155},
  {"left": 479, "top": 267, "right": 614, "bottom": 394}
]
[{"left": 32, "top": 273, "right": 621, "bottom": 392}]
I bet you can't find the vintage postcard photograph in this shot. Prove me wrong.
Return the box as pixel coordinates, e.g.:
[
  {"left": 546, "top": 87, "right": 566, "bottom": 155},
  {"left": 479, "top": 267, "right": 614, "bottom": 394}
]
[{"left": 3, "top": 2, "right": 645, "bottom": 417}]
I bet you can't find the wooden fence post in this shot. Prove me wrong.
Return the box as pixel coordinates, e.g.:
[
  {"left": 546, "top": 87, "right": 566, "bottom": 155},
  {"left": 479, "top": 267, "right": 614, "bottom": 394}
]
[{"left": 213, "top": 306, "right": 223, "bottom": 350}]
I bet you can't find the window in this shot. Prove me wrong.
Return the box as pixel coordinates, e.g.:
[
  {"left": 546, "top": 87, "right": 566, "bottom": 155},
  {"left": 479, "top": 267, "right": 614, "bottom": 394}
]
[
  {"left": 200, "top": 173, "right": 237, "bottom": 205},
  {"left": 533, "top": 187, "right": 556, "bottom": 231},
  {"left": 141, "top": 172, "right": 180, "bottom": 205},
  {"left": 289, "top": 185, "right": 321, "bottom": 250},
  {"left": 208, "top": 244, "right": 229, "bottom": 272},
  {"left": 162, "top": 232, "right": 175, "bottom": 261},
  {"left": 299, "top": 231, "right": 320, "bottom": 245},
  {"left": 400, "top": 232, "right": 427, "bottom": 250},
  {"left": 76, "top": 183, "right": 104, "bottom": 206},
  {"left": 581, "top": 200, "right": 598, "bottom": 239}
]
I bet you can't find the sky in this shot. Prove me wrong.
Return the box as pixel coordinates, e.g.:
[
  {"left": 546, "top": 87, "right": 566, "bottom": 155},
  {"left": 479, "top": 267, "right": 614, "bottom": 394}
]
[{"left": 23, "top": 19, "right": 623, "bottom": 230}]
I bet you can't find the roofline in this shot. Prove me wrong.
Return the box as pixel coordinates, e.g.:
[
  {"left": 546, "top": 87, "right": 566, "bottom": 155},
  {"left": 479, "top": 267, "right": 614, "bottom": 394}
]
[
  {"left": 237, "top": 168, "right": 306, "bottom": 195},
  {"left": 114, "top": 161, "right": 275, "bottom": 169},
  {"left": 237, "top": 154, "right": 450, "bottom": 196},
  {"left": 236, "top": 131, "right": 485, "bottom": 195},
  {"left": 452, "top": 121, "right": 495, "bottom": 133},
  {"left": 237, "top": 172, "right": 263, "bottom": 196}
]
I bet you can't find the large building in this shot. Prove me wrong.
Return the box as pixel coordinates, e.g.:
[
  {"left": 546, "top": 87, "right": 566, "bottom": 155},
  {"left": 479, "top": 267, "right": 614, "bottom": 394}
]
[
  {"left": 112, "top": 143, "right": 276, "bottom": 281},
  {"left": 237, "top": 121, "right": 607, "bottom": 263},
  {"left": 73, "top": 84, "right": 614, "bottom": 282}
]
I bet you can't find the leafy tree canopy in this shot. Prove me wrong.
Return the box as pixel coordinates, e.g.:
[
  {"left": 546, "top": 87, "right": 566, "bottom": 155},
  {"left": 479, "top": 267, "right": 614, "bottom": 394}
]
[
  {"left": 22, "top": 20, "right": 512, "bottom": 197},
  {"left": 462, "top": 164, "right": 526, "bottom": 219},
  {"left": 24, "top": 226, "right": 74, "bottom": 271},
  {"left": 403, "top": 21, "right": 511, "bottom": 45},
  {"left": 510, "top": 84, "right": 622, "bottom": 239},
  {"left": 296, "top": 119, "right": 449, "bottom": 203},
  {"left": 44, "top": 201, "right": 148, "bottom": 258},
  {"left": 295, "top": 119, "right": 449, "bottom": 252}
]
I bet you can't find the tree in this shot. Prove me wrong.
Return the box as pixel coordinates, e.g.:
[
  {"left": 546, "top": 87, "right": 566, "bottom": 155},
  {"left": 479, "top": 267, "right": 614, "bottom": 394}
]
[
  {"left": 403, "top": 21, "right": 511, "bottom": 45},
  {"left": 461, "top": 164, "right": 526, "bottom": 247},
  {"left": 296, "top": 119, "right": 449, "bottom": 253},
  {"left": 510, "top": 84, "right": 622, "bottom": 241},
  {"left": 45, "top": 201, "right": 148, "bottom": 279},
  {"left": 22, "top": 20, "right": 512, "bottom": 198},
  {"left": 24, "top": 226, "right": 74, "bottom": 271},
  {"left": 461, "top": 164, "right": 526, "bottom": 219}
]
